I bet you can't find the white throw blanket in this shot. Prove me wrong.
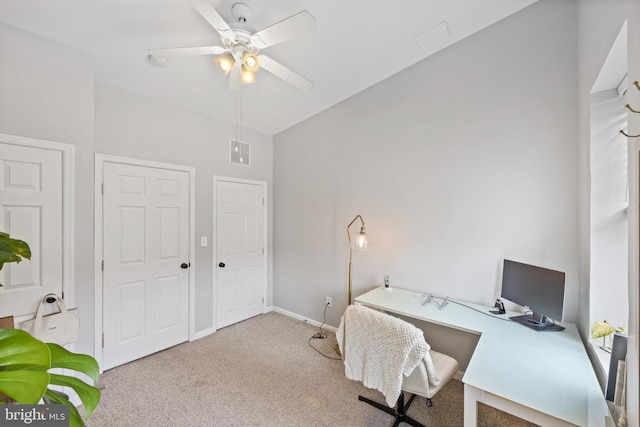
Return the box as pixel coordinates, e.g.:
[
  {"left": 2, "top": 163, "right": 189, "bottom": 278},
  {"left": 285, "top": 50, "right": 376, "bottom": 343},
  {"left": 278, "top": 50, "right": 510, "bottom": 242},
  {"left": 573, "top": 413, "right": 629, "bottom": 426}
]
[{"left": 336, "top": 305, "right": 440, "bottom": 406}]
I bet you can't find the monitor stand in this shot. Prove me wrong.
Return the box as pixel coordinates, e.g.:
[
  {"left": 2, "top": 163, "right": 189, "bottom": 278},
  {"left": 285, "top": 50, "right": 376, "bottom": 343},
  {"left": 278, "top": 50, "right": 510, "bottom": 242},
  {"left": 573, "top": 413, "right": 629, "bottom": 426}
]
[{"left": 509, "top": 315, "right": 565, "bottom": 332}]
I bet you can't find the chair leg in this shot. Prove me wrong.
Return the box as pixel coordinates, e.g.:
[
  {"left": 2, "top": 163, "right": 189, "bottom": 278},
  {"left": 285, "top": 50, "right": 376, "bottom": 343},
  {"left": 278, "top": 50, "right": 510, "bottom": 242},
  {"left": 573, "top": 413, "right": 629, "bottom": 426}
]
[
  {"left": 426, "top": 398, "right": 432, "bottom": 407},
  {"left": 358, "top": 395, "right": 397, "bottom": 418},
  {"left": 358, "top": 392, "right": 426, "bottom": 427}
]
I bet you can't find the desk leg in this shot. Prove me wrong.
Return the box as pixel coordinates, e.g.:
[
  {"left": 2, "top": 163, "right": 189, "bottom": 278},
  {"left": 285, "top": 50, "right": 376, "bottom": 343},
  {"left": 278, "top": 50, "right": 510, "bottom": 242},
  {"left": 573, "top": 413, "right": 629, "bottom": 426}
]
[{"left": 464, "top": 384, "right": 479, "bottom": 427}]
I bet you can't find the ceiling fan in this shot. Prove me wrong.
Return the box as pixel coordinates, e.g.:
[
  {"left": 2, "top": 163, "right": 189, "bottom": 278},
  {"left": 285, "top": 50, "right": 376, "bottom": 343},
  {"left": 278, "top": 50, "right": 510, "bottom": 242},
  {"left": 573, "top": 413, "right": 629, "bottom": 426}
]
[{"left": 147, "top": 0, "right": 317, "bottom": 91}]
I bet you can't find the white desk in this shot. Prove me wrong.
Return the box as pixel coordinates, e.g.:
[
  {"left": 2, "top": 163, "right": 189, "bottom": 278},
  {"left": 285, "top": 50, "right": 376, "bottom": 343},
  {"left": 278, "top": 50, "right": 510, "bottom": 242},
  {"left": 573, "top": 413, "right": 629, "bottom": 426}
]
[{"left": 354, "top": 286, "right": 614, "bottom": 427}]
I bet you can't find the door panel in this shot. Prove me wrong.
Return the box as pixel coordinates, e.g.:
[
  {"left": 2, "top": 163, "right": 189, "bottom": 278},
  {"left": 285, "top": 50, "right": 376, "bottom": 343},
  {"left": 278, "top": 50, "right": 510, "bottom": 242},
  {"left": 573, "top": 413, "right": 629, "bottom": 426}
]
[
  {"left": 102, "top": 162, "right": 189, "bottom": 370},
  {"left": 119, "top": 281, "right": 145, "bottom": 342},
  {"left": 0, "top": 143, "right": 63, "bottom": 318},
  {"left": 216, "top": 180, "right": 265, "bottom": 329}
]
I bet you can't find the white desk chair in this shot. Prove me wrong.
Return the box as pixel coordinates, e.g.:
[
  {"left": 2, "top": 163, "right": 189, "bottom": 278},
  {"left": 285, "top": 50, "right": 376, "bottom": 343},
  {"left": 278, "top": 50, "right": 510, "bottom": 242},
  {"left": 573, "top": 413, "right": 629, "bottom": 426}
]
[{"left": 336, "top": 305, "right": 459, "bottom": 427}]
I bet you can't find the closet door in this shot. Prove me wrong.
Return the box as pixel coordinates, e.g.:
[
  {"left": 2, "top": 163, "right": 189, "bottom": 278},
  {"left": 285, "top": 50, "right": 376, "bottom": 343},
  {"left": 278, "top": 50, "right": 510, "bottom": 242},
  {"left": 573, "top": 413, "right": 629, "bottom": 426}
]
[
  {"left": 101, "top": 162, "right": 190, "bottom": 370},
  {"left": 0, "top": 140, "right": 66, "bottom": 318},
  {"left": 215, "top": 178, "right": 266, "bottom": 329}
]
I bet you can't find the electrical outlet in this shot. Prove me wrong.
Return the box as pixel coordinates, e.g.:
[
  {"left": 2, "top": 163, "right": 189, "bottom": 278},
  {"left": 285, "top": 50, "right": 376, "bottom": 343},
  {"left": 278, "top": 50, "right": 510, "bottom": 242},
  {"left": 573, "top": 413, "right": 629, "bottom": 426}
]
[{"left": 325, "top": 297, "right": 332, "bottom": 307}]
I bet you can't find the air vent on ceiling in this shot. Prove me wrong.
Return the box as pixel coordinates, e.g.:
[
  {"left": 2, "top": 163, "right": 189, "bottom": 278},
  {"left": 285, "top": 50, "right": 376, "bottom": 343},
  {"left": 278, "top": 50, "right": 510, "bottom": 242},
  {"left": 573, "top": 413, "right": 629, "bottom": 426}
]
[{"left": 230, "top": 139, "right": 250, "bottom": 166}]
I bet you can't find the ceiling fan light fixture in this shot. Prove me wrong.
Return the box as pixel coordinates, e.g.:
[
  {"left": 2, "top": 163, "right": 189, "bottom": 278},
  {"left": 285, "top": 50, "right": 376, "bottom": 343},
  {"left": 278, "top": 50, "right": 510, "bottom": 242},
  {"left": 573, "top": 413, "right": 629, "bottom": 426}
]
[
  {"left": 216, "top": 53, "right": 235, "bottom": 75},
  {"left": 150, "top": 2, "right": 317, "bottom": 91},
  {"left": 243, "top": 51, "right": 260, "bottom": 72},
  {"left": 240, "top": 65, "right": 256, "bottom": 84}
]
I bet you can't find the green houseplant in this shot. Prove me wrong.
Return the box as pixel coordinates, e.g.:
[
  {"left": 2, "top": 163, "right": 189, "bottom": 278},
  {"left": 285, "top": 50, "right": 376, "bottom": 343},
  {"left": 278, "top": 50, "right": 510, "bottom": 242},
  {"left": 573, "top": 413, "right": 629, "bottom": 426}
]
[
  {"left": 0, "top": 232, "right": 101, "bottom": 426},
  {"left": 0, "top": 231, "right": 31, "bottom": 286},
  {"left": 0, "top": 329, "right": 101, "bottom": 426},
  {"left": 591, "top": 320, "right": 625, "bottom": 352}
]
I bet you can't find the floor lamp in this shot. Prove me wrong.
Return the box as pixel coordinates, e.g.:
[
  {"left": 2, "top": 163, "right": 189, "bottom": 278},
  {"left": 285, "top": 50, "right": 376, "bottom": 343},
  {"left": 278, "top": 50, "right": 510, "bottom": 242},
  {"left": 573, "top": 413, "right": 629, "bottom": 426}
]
[
  {"left": 336, "top": 214, "right": 369, "bottom": 357},
  {"left": 347, "top": 214, "right": 369, "bottom": 305}
]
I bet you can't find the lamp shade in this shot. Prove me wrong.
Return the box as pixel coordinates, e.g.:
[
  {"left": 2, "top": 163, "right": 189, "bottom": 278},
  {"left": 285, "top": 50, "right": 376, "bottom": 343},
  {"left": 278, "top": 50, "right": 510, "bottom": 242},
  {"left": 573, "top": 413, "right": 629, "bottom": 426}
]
[
  {"left": 216, "top": 53, "right": 235, "bottom": 75},
  {"left": 243, "top": 51, "right": 260, "bottom": 72},
  {"left": 351, "top": 229, "right": 369, "bottom": 252},
  {"left": 240, "top": 65, "right": 256, "bottom": 84}
]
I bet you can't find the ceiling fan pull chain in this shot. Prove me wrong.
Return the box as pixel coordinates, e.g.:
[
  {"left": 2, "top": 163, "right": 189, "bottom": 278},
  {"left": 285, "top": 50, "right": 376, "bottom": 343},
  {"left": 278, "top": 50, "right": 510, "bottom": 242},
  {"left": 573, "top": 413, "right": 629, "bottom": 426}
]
[{"left": 237, "top": 92, "right": 239, "bottom": 141}]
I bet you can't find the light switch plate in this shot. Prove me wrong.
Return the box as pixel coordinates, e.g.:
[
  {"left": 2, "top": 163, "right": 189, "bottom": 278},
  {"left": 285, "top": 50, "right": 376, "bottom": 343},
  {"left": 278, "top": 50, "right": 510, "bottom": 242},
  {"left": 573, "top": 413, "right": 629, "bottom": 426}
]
[{"left": 200, "top": 236, "right": 208, "bottom": 247}]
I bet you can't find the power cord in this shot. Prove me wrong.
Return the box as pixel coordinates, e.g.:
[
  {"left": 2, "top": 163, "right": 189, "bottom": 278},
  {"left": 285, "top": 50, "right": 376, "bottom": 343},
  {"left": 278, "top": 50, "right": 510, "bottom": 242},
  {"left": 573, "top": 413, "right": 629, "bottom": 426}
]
[{"left": 308, "top": 302, "right": 341, "bottom": 360}]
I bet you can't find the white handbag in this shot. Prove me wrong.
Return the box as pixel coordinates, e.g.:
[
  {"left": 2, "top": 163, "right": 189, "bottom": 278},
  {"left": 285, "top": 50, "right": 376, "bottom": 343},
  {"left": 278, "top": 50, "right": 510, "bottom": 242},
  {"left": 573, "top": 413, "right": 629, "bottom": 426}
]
[{"left": 20, "top": 293, "right": 79, "bottom": 345}]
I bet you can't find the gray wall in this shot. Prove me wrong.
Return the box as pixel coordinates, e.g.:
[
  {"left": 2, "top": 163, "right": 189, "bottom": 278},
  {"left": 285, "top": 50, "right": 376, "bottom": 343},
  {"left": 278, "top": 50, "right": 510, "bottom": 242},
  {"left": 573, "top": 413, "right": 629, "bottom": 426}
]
[{"left": 274, "top": 0, "right": 581, "bottom": 329}]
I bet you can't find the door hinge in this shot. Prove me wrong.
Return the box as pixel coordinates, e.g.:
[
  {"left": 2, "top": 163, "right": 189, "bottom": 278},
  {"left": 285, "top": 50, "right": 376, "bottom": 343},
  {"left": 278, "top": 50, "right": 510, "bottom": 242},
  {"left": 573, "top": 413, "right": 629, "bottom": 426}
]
[
  {"left": 262, "top": 297, "right": 264, "bottom": 305},
  {"left": 102, "top": 333, "right": 105, "bottom": 348},
  {"left": 61, "top": 291, "right": 64, "bottom": 300},
  {"left": 101, "top": 183, "right": 104, "bottom": 195},
  {"left": 262, "top": 198, "right": 264, "bottom": 206},
  {"left": 101, "top": 260, "right": 104, "bottom": 271}
]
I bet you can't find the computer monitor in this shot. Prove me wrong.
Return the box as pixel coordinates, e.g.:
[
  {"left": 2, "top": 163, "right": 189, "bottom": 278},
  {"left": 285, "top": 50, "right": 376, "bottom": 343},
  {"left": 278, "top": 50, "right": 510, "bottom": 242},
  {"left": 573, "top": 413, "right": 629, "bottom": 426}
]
[{"left": 500, "top": 259, "right": 566, "bottom": 332}]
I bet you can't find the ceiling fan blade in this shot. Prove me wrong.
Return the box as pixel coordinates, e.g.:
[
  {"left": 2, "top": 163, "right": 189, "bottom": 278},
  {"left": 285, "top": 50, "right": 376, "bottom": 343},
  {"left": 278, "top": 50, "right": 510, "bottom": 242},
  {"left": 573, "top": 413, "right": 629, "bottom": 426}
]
[
  {"left": 229, "top": 66, "right": 241, "bottom": 92},
  {"left": 148, "top": 46, "right": 227, "bottom": 58},
  {"left": 250, "top": 11, "right": 317, "bottom": 49},
  {"left": 189, "top": 0, "right": 234, "bottom": 40},
  {"left": 258, "top": 55, "right": 313, "bottom": 91}
]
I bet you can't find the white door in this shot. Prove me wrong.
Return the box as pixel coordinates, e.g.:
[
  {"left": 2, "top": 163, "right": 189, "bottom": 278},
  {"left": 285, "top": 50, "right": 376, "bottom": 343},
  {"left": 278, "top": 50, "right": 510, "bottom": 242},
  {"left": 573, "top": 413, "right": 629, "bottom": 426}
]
[
  {"left": 0, "top": 142, "right": 63, "bottom": 318},
  {"left": 216, "top": 179, "right": 265, "bottom": 329},
  {"left": 102, "top": 162, "right": 190, "bottom": 370}
]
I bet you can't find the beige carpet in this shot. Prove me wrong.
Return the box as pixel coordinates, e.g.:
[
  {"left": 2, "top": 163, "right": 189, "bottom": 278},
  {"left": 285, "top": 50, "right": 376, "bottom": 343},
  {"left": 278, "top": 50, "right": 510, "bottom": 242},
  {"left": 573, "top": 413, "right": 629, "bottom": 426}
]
[{"left": 87, "top": 312, "right": 536, "bottom": 427}]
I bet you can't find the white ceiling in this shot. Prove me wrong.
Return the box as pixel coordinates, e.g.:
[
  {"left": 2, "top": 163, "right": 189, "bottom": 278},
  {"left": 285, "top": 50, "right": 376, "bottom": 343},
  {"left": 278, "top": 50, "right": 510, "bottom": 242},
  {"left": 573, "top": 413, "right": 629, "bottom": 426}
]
[{"left": 0, "top": 0, "right": 539, "bottom": 135}]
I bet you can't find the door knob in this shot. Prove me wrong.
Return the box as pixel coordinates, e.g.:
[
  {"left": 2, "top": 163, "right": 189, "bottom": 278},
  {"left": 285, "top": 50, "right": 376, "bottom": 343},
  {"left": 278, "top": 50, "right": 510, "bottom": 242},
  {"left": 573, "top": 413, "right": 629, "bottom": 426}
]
[
  {"left": 181, "top": 263, "right": 189, "bottom": 269},
  {"left": 218, "top": 262, "right": 226, "bottom": 268}
]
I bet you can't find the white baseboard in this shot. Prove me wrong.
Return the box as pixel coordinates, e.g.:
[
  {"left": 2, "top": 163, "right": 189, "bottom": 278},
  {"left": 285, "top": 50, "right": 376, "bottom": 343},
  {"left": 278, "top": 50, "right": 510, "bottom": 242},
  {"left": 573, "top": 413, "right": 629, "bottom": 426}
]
[
  {"left": 190, "top": 326, "right": 215, "bottom": 341},
  {"left": 272, "top": 306, "right": 337, "bottom": 333},
  {"left": 188, "top": 305, "right": 296, "bottom": 342},
  {"left": 453, "top": 370, "right": 465, "bottom": 381}
]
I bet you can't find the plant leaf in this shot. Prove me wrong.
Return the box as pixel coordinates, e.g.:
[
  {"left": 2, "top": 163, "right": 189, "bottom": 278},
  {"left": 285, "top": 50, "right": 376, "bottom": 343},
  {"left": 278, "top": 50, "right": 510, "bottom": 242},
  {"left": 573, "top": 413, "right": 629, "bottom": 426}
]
[
  {"left": 0, "top": 232, "right": 12, "bottom": 263},
  {"left": 0, "top": 329, "right": 51, "bottom": 369},
  {"left": 44, "top": 388, "right": 86, "bottom": 427},
  {"left": 49, "top": 373, "right": 101, "bottom": 419},
  {"left": 0, "top": 329, "right": 51, "bottom": 403},
  {"left": 0, "top": 370, "right": 49, "bottom": 403},
  {"left": 47, "top": 344, "right": 100, "bottom": 383},
  {"left": 9, "top": 238, "right": 31, "bottom": 260},
  {"left": 0, "top": 231, "right": 31, "bottom": 285},
  {"left": 591, "top": 321, "right": 616, "bottom": 338},
  {"left": 0, "top": 232, "right": 31, "bottom": 266}
]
